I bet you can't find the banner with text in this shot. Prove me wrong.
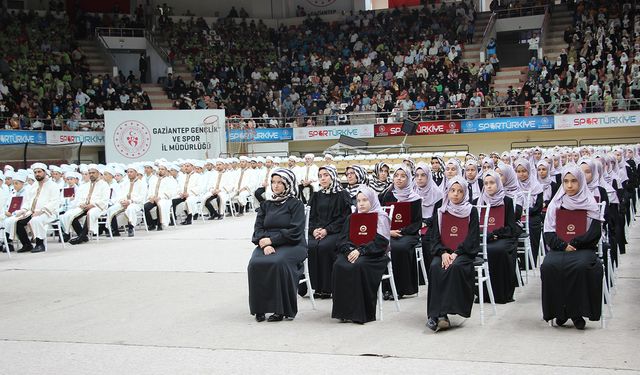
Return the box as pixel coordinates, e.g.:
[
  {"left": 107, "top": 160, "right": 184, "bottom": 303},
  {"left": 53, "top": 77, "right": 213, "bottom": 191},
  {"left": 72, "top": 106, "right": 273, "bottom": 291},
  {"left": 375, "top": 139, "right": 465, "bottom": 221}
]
[
  {"left": 227, "top": 128, "right": 293, "bottom": 142},
  {"left": 0, "top": 130, "right": 46, "bottom": 145},
  {"left": 461, "top": 116, "right": 554, "bottom": 133},
  {"left": 293, "top": 124, "right": 374, "bottom": 141},
  {"left": 46, "top": 131, "right": 105, "bottom": 146},
  {"left": 374, "top": 120, "right": 461, "bottom": 137},
  {"left": 104, "top": 110, "right": 226, "bottom": 163},
  {"left": 554, "top": 111, "right": 640, "bottom": 130}
]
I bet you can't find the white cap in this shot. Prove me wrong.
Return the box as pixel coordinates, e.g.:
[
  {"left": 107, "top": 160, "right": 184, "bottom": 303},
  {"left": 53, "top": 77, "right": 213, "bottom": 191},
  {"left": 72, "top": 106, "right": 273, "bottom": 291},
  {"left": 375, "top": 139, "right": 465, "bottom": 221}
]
[
  {"left": 13, "top": 171, "right": 28, "bottom": 183},
  {"left": 31, "top": 162, "right": 48, "bottom": 172}
]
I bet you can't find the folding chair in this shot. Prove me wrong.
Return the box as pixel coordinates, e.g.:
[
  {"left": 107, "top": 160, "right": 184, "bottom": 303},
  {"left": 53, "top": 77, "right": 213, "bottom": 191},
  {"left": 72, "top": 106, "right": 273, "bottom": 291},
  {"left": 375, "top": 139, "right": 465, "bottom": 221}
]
[
  {"left": 514, "top": 191, "right": 536, "bottom": 285},
  {"left": 377, "top": 205, "right": 400, "bottom": 321},
  {"left": 300, "top": 205, "right": 316, "bottom": 310},
  {"left": 475, "top": 204, "right": 497, "bottom": 325}
]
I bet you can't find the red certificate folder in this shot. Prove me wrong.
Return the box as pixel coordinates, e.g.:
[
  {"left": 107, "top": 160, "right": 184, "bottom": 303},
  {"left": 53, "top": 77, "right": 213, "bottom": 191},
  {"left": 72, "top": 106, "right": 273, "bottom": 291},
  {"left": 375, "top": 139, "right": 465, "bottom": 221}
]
[
  {"left": 63, "top": 187, "right": 75, "bottom": 198},
  {"left": 8, "top": 196, "right": 23, "bottom": 213},
  {"left": 556, "top": 209, "right": 587, "bottom": 243},
  {"left": 349, "top": 213, "right": 378, "bottom": 246},
  {"left": 440, "top": 212, "right": 469, "bottom": 251},
  {"left": 388, "top": 201, "right": 411, "bottom": 230},
  {"left": 480, "top": 205, "right": 505, "bottom": 230}
]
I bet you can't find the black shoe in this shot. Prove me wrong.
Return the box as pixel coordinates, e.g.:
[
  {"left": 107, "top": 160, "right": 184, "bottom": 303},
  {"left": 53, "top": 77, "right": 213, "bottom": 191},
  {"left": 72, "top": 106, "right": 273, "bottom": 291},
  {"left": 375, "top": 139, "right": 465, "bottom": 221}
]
[
  {"left": 17, "top": 244, "right": 33, "bottom": 253},
  {"left": 555, "top": 318, "right": 567, "bottom": 326},
  {"left": 255, "top": 313, "right": 266, "bottom": 322},
  {"left": 69, "top": 236, "right": 88, "bottom": 245},
  {"left": 180, "top": 215, "right": 192, "bottom": 225},
  {"left": 62, "top": 233, "right": 71, "bottom": 243},
  {"left": 156, "top": 224, "right": 163, "bottom": 231},
  {"left": 437, "top": 316, "right": 450, "bottom": 331},
  {"left": 207, "top": 215, "right": 217, "bottom": 221},
  {"left": 31, "top": 243, "right": 45, "bottom": 253},
  {"left": 267, "top": 313, "right": 284, "bottom": 322},
  {"left": 320, "top": 293, "right": 332, "bottom": 299},
  {"left": 216, "top": 214, "right": 224, "bottom": 220},
  {"left": 426, "top": 318, "right": 439, "bottom": 332},
  {"left": 112, "top": 229, "right": 121, "bottom": 237},
  {"left": 169, "top": 219, "right": 175, "bottom": 226},
  {"left": 382, "top": 291, "right": 392, "bottom": 301},
  {"left": 127, "top": 226, "right": 134, "bottom": 237},
  {"left": 572, "top": 317, "right": 586, "bottom": 330},
  {"left": 147, "top": 225, "right": 156, "bottom": 231},
  {"left": 193, "top": 214, "right": 199, "bottom": 220}
]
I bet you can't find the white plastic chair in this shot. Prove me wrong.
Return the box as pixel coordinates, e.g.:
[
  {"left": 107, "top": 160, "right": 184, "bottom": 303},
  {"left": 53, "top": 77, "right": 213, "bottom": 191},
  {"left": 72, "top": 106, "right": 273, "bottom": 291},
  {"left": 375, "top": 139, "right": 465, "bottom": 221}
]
[
  {"left": 0, "top": 226, "right": 10, "bottom": 258},
  {"left": 514, "top": 191, "right": 536, "bottom": 285},
  {"left": 475, "top": 204, "right": 497, "bottom": 325},
  {"left": 377, "top": 205, "right": 400, "bottom": 321},
  {"left": 596, "top": 202, "right": 613, "bottom": 328},
  {"left": 300, "top": 205, "right": 316, "bottom": 310},
  {"left": 94, "top": 212, "right": 113, "bottom": 241},
  {"left": 45, "top": 216, "right": 66, "bottom": 250}
]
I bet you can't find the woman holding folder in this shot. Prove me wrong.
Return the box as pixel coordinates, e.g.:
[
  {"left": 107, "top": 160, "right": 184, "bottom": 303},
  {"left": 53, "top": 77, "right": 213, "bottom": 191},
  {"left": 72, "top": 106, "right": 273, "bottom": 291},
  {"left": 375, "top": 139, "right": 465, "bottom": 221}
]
[
  {"left": 476, "top": 170, "right": 522, "bottom": 304},
  {"left": 378, "top": 165, "right": 422, "bottom": 299},
  {"left": 541, "top": 164, "right": 603, "bottom": 329},
  {"left": 332, "top": 186, "right": 391, "bottom": 324},
  {"left": 306, "top": 166, "right": 352, "bottom": 299},
  {"left": 426, "top": 176, "right": 480, "bottom": 332},
  {"left": 414, "top": 163, "right": 443, "bottom": 278},
  {"left": 514, "top": 159, "right": 544, "bottom": 264}
]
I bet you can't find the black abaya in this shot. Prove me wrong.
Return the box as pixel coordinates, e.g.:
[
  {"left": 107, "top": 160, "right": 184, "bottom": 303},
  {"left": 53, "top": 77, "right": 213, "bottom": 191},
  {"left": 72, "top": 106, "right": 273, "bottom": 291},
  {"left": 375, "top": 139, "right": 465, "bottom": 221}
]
[
  {"left": 428, "top": 207, "right": 480, "bottom": 319},
  {"left": 541, "top": 219, "right": 603, "bottom": 322},
  {"left": 248, "top": 198, "right": 307, "bottom": 318},
  {"left": 332, "top": 216, "right": 389, "bottom": 323},
  {"left": 307, "top": 190, "right": 352, "bottom": 294},
  {"left": 482, "top": 197, "right": 522, "bottom": 303},
  {"left": 379, "top": 191, "right": 423, "bottom": 296}
]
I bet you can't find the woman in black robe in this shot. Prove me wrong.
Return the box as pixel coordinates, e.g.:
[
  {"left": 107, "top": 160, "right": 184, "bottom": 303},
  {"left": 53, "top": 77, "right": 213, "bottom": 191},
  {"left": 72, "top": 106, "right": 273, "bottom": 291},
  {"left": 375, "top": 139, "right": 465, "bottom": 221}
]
[
  {"left": 514, "top": 158, "right": 544, "bottom": 265},
  {"left": 476, "top": 170, "right": 522, "bottom": 304},
  {"left": 427, "top": 176, "right": 480, "bottom": 332},
  {"left": 541, "top": 164, "right": 603, "bottom": 330},
  {"left": 345, "top": 165, "right": 369, "bottom": 205},
  {"left": 414, "top": 162, "right": 443, "bottom": 280},
  {"left": 248, "top": 168, "right": 307, "bottom": 322},
  {"left": 332, "top": 186, "right": 390, "bottom": 324},
  {"left": 378, "top": 165, "right": 422, "bottom": 299},
  {"left": 306, "top": 166, "right": 352, "bottom": 298},
  {"left": 368, "top": 162, "right": 391, "bottom": 194}
]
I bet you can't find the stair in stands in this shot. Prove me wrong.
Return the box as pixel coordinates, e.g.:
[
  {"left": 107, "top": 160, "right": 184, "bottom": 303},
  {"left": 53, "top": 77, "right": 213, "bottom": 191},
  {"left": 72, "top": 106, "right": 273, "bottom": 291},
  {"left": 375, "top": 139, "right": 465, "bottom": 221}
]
[
  {"left": 461, "top": 11, "right": 493, "bottom": 65},
  {"left": 141, "top": 83, "right": 175, "bottom": 110},
  {"left": 77, "top": 39, "right": 113, "bottom": 78},
  {"left": 490, "top": 66, "right": 527, "bottom": 92},
  {"left": 152, "top": 36, "right": 196, "bottom": 82},
  {"left": 541, "top": 4, "right": 573, "bottom": 60}
]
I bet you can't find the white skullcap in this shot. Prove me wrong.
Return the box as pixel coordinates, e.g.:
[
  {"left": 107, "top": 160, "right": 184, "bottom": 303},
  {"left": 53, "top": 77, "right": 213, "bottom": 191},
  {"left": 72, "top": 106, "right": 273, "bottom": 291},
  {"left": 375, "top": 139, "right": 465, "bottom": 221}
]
[
  {"left": 239, "top": 156, "right": 249, "bottom": 161},
  {"left": 66, "top": 171, "right": 81, "bottom": 180},
  {"left": 0, "top": 171, "right": 4, "bottom": 181},
  {"left": 31, "top": 162, "right": 48, "bottom": 171},
  {"left": 193, "top": 160, "right": 205, "bottom": 168},
  {"left": 304, "top": 153, "right": 314, "bottom": 159},
  {"left": 13, "top": 171, "right": 28, "bottom": 183},
  {"left": 50, "top": 165, "right": 62, "bottom": 173},
  {"left": 87, "top": 164, "right": 99, "bottom": 172},
  {"left": 4, "top": 165, "right": 14, "bottom": 172},
  {"left": 257, "top": 156, "right": 265, "bottom": 163}
]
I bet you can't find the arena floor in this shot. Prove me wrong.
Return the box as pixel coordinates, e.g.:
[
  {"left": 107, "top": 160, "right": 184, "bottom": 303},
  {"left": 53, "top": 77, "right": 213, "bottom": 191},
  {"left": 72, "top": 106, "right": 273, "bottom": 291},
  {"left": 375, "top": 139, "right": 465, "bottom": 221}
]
[{"left": 0, "top": 214, "right": 639, "bottom": 374}]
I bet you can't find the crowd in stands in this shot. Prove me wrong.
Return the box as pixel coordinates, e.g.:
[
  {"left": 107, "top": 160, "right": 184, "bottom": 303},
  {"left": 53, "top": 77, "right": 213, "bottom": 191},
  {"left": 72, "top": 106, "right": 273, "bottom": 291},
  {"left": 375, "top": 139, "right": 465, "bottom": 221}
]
[
  {"left": 0, "top": 9, "right": 153, "bottom": 131},
  {"left": 525, "top": 0, "right": 640, "bottom": 114},
  {"left": 1, "top": 1, "right": 639, "bottom": 130}
]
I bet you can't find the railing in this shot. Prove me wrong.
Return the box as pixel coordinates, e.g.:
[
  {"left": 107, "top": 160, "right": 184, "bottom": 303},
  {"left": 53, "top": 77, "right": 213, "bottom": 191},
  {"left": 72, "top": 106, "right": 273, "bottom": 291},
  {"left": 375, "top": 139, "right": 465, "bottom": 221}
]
[
  {"left": 2, "top": 98, "right": 638, "bottom": 132},
  {"left": 480, "top": 12, "right": 497, "bottom": 62},
  {"left": 95, "top": 27, "right": 146, "bottom": 38},
  {"left": 95, "top": 32, "right": 118, "bottom": 72},
  {"left": 539, "top": 5, "right": 552, "bottom": 57},
  {"left": 493, "top": 4, "right": 548, "bottom": 18},
  {"left": 145, "top": 30, "right": 172, "bottom": 66}
]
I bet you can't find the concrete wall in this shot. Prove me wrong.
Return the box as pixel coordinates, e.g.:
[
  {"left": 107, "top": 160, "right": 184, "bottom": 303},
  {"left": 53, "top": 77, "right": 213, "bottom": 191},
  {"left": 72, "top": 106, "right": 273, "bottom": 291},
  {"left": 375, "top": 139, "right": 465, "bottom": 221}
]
[{"left": 495, "top": 14, "right": 544, "bottom": 32}]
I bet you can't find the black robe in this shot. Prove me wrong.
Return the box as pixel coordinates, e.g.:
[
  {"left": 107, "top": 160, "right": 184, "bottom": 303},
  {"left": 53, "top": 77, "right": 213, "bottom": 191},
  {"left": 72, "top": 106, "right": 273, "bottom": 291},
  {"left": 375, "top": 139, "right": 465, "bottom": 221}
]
[
  {"left": 379, "top": 190, "right": 423, "bottom": 296},
  {"left": 428, "top": 207, "right": 480, "bottom": 319},
  {"left": 420, "top": 199, "right": 443, "bottom": 282},
  {"left": 306, "top": 190, "right": 352, "bottom": 294},
  {"left": 331, "top": 216, "right": 390, "bottom": 323},
  {"left": 248, "top": 198, "right": 307, "bottom": 317},
  {"left": 541, "top": 217, "right": 603, "bottom": 322},
  {"left": 482, "top": 196, "right": 522, "bottom": 303}
]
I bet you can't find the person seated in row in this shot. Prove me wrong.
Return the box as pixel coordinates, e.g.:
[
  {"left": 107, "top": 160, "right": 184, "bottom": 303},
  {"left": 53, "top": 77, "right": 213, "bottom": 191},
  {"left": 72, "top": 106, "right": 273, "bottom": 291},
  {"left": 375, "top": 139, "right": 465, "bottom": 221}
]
[
  {"left": 414, "top": 162, "right": 443, "bottom": 278},
  {"left": 514, "top": 159, "right": 544, "bottom": 264},
  {"left": 331, "top": 186, "right": 391, "bottom": 324},
  {"left": 541, "top": 164, "right": 603, "bottom": 330},
  {"left": 475, "top": 170, "right": 522, "bottom": 304},
  {"left": 426, "top": 176, "right": 480, "bottom": 332},
  {"left": 304, "top": 166, "right": 351, "bottom": 299},
  {"left": 248, "top": 169, "right": 306, "bottom": 323},
  {"left": 378, "top": 165, "right": 422, "bottom": 299}
]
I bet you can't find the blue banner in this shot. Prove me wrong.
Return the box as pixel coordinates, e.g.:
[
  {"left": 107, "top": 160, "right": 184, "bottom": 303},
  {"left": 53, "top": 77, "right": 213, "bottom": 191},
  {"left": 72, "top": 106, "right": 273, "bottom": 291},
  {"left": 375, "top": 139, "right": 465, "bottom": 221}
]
[
  {"left": 0, "top": 130, "right": 46, "bottom": 145},
  {"left": 461, "top": 116, "right": 554, "bottom": 133},
  {"left": 227, "top": 128, "right": 293, "bottom": 142}
]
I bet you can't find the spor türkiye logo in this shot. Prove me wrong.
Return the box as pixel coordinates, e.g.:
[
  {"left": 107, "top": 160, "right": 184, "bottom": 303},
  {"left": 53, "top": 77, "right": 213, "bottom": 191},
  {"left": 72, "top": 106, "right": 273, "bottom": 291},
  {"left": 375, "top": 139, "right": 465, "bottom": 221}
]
[{"left": 114, "top": 120, "right": 151, "bottom": 158}]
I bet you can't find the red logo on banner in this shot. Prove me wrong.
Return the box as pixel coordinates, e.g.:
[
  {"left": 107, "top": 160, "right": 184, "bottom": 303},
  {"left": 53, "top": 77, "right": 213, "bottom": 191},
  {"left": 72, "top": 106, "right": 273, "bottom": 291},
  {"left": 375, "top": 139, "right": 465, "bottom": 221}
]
[
  {"left": 374, "top": 121, "right": 461, "bottom": 137},
  {"left": 114, "top": 120, "right": 152, "bottom": 158}
]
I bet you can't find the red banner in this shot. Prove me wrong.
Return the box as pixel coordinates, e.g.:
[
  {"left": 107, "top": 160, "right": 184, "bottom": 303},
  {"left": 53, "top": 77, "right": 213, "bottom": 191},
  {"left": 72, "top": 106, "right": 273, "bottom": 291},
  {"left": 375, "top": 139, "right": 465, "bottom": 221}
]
[{"left": 374, "top": 120, "right": 461, "bottom": 137}]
